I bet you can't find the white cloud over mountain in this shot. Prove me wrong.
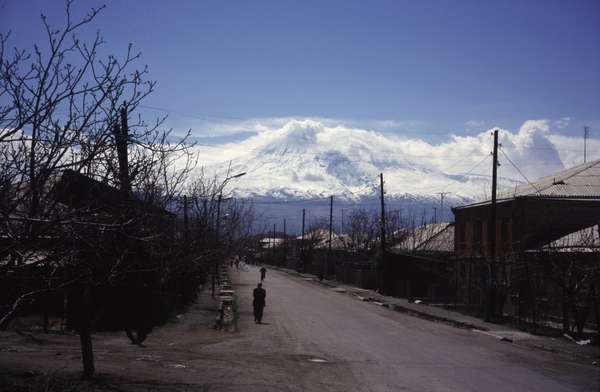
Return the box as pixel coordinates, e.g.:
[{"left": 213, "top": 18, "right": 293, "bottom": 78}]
[{"left": 189, "top": 118, "right": 599, "bottom": 201}]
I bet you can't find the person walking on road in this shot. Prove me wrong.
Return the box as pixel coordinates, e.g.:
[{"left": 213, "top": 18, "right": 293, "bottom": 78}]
[
  {"left": 253, "top": 283, "right": 266, "bottom": 323},
  {"left": 260, "top": 266, "right": 267, "bottom": 282}
]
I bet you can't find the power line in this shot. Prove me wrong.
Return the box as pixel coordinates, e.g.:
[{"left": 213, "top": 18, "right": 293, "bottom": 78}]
[
  {"left": 419, "top": 153, "right": 492, "bottom": 194},
  {"left": 499, "top": 147, "right": 540, "bottom": 194}
]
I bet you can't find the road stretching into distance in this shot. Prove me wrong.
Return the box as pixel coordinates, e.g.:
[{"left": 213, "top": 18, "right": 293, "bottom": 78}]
[
  {"left": 1, "top": 264, "right": 598, "bottom": 391},
  {"left": 226, "top": 265, "right": 599, "bottom": 391}
]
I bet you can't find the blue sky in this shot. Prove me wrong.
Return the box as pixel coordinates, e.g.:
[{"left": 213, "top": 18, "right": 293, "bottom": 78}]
[{"left": 1, "top": 0, "right": 599, "bottom": 143}]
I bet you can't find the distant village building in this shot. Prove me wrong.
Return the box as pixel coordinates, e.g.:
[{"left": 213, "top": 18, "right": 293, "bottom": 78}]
[
  {"left": 392, "top": 222, "right": 454, "bottom": 254},
  {"left": 259, "top": 237, "right": 284, "bottom": 249},
  {"left": 385, "top": 223, "right": 455, "bottom": 301}
]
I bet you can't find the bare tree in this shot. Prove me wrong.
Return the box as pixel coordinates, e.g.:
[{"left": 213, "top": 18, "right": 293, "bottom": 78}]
[
  {"left": 342, "top": 208, "right": 378, "bottom": 253},
  {"left": 0, "top": 2, "right": 200, "bottom": 379}
]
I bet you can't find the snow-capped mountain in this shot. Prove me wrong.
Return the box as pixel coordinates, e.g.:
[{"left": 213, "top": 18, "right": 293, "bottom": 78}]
[
  {"left": 193, "top": 118, "right": 569, "bottom": 232},
  {"left": 204, "top": 120, "right": 491, "bottom": 200}
]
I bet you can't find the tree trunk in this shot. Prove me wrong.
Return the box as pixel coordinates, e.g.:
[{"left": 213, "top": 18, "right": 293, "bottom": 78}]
[{"left": 80, "top": 283, "right": 95, "bottom": 379}]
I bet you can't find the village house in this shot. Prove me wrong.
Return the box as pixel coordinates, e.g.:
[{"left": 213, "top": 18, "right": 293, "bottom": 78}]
[
  {"left": 452, "top": 158, "right": 600, "bottom": 258},
  {"left": 451, "top": 159, "right": 600, "bottom": 329}
]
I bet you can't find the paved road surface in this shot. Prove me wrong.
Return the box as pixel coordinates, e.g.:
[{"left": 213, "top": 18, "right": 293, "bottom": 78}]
[
  {"left": 1, "top": 265, "right": 598, "bottom": 391},
  {"left": 226, "top": 265, "right": 599, "bottom": 391}
]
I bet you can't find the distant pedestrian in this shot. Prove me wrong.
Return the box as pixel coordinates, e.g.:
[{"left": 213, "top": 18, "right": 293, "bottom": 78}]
[
  {"left": 260, "top": 266, "right": 267, "bottom": 281},
  {"left": 253, "top": 283, "right": 266, "bottom": 323}
]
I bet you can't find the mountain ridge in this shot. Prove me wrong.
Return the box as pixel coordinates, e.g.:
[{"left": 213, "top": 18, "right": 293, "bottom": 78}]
[{"left": 191, "top": 118, "right": 567, "bottom": 232}]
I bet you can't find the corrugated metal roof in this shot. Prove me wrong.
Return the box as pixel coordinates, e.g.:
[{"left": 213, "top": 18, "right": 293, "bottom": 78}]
[
  {"left": 393, "top": 223, "right": 454, "bottom": 252},
  {"left": 542, "top": 225, "right": 600, "bottom": 252},
  {"left": 499, "top": 158, "right": 600, "bottom": 199},
  {"left": 295, "top": 229, "right": 347, "bottom": 249},
  {"left": 455, "top": 159, "right": 600, "bottom": 210}
]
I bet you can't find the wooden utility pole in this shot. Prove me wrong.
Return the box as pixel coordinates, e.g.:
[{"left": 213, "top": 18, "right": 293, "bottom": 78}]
[
  {"left": 487, "top": 129, "right": 499, "bottom": 321},
  {"left": 283, "top": 218, "right": 287, "bottom": 266},
  {"left": 212, "top": 193, "right": 223, "bottom": 299},
  {"left": 584, "top": 126, "right": 590, "bottom": 163},
  {"left": 301, "top": 209, "right": 306, "bottom": 243},
  {"left": 272, "top": 223, "right": 276, "bottom": 260},
  {"left": 301, "top": 209, "right": 306, "bottom": 272},
  {"left": 379, "top": 173, "right": 386, "bottom": 251},
  {"left": 115, "top": 106, "right": 131, "bottom": 197},
  {"left": 436, "top": 192, "right": 450, "bottom": 222},
  {"left": 215, "top": 194, "right": 222, "bottom": 243},
  {"left": 183, "top": 195, "right": 189, "bottom": 246},
  {"left": 327, "top": 196, "right": 333, "bottom": 279},
  {"left": 378, "top": 173, "right": 387, "bottom": 294},
  {"left": 329, "top": 196, "right": 334, "bottom": 249}
]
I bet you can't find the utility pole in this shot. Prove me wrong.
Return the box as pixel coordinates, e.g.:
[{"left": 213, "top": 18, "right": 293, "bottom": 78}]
[
  {"left": 394, "top": 209, "right": 400, "bottom": 240},
  {"left": 487, "top": 129, "right": 499, "bottom": 321},
  {"left": 436, "top": 192, "right": 450, "bottom": 222},
  {"left": 379, "top": 173, "right": 387, "bottom": 294},
  {"left": 326, "top": 196, "right": 333, "bottom": 279},
  {"left": 215, "top": 193, "right": 223, "bottom": 246},
  {"left": 411, "top": 214, "right": 416, "bottom": 250},
  {"left": 584, "top": 126, "right": 590, "bottom": 163},
  {"left": 272, "top": 223, "right": 276, "bottom": 259},
  {"left": 212, "top": 193, "right": 222, "bottom": 299},
  {"left": 379, "top": 173, "right": 386, "bottom": 251},
  {"left": 216, "top": 193, "right": 222, "bottom": 243},
  {"left": 183, "top": 195, "right": 189, "bottom": 246},
  {"left": 329, "top": 196, "right": 334, "bottom": 250},
  {"left": 301, "top": 209, "right": 306, "bottom": 244},
  {"left": 115, "top": 106, "right": 131, "bottom": 197},
  {"left": 301, "top": 208, "right": 306, "bottom": 272},
  {"left": 283, "top": 218, "right": 287, "bottom": 266}
]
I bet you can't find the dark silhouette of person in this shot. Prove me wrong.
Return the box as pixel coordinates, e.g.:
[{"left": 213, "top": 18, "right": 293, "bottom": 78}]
[
  {"left": 260, "top": 266, "right": 267, "bottom": 281},
  {"left": 253, "top": 283, "right": 266, "bottom": 323}
]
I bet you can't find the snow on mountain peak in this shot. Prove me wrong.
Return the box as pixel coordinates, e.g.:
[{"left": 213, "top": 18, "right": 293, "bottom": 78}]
[
  {"left": 259, "top": 119, "right": 321, "bottom": 155},
  {"left": 194, "top": 118, "right": 569, "bottom": 203}
]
